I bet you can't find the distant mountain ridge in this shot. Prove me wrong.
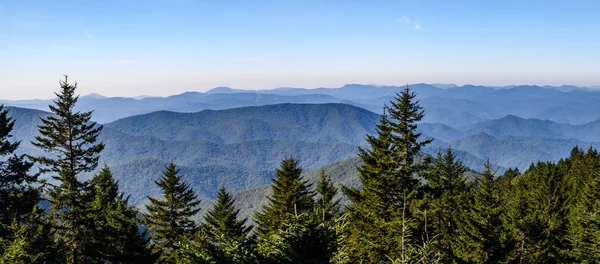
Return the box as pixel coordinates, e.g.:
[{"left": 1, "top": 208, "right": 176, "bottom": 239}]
[
  {"left": 3, "top": 83, "right": 600, "bottom": 125},
  {"left": 6, "top": 102, "right": 600, "bottom": 206}
]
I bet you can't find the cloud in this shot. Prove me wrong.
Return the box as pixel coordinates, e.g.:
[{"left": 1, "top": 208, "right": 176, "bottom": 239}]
[
  {"left": 414, "top": 20, "right": 422, "bottom": 30},
  {"left": 397, "top": 16, "right": 412, "bottom": 24},
  {"left": 8, "top": 45, "right": 38, "bottom": 52},
  {"left": 112, "top": 60, "right": 136, "bottom": 65},
  {"left": 84, "top": 30, "right": 93, "bottom": 40},
  {"left": 397, "top": 16, "right": 422, "bottom": 30}
]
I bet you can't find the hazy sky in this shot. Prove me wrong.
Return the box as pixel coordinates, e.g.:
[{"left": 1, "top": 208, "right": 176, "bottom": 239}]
[{"left": 1, "top": 0, "right": 599, "bottom": 99}]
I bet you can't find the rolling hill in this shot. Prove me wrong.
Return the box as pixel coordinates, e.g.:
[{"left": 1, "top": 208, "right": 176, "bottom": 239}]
[{"left": 5, "top": 102, "right": 600, "bottom": 206}]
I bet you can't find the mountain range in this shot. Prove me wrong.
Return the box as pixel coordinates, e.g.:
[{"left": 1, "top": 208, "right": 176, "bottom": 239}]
[
  {"left": 3, "top": 83, "right": 600, "bottom": 126},
  {"left": 6, "top": 97, "right": 600, "bottom": 206}
]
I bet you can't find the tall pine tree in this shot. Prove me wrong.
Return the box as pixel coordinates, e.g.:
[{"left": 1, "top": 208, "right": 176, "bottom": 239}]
[
  {"left": 31, "top": 76, "right": 104, "bottom": 264},
  {"left": 144, "top": 162, "right": 201, "bottom": 263},
  {"left": 343, "top": 86, "right": 432, "bottom": 262}
]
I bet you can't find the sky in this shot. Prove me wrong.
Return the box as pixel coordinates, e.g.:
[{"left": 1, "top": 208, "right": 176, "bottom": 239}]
[{"left": 1, "top": 0, "right": 599, "bottom": 99}]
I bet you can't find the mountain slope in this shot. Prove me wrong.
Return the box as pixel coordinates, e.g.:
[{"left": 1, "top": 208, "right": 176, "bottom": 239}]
[{"left": 105, "top": 103, "right": 379, "bottom": 145}]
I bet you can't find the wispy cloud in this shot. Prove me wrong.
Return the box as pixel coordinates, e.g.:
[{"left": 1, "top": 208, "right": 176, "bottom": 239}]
[
  {"left": 112, "top": 60, "right": 136, "bottom": 65},
  {"left": 84, "top": 30, "right": 93, "bottom": 40},
  {"left": 397, "top": 16, "right": 422, "bottom": 30},
  {"left": 398, "top": 16, "right": 412, "bottom": 24},
  {"left": 414, "top": 20, "right": 422, "bottom": 30},
  {"left": 8, "top": 45, "right": 39, "bottom": 52}
]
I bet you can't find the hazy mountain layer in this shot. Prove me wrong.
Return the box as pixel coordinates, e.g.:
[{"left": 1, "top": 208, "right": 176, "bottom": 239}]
[{"left": 5, "top": 102, "right": 599, "bottom": 205}]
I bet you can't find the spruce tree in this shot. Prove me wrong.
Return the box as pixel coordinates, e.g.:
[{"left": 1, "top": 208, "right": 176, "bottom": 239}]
[
  {"left": 423, "top": 147, "right": 468, "bottom": 261},
  {"left": 559, "top": 147, "right": 600, "bottom": 262},
  {"left": 254, "top": 158, "right": 314, "bottom": 238},
  {"left": 342, "top": 86, "right": 432, "bottom": 262},
  {"left": 454, "top": 160, "right": 505, "bottom": 263},
  {"left": 203, "top": 186, "right": 251, "bottom": 241},
  {"left": 144, "top": 162, "right": 201, "bottom": 263},
  {"left": 178, "top": 186, "right": 255, "bottom": 264},
  {"left": 31, "top": 76, "right": 104, "bottom": 264},
  {"left": 342, "top": 110, "right": 396, "bottom": 262},
  {"left": 315, "top": 170, "right": 341, "bottom": 223},
  {"left": 0, "top": 105, "right": 39, "bottom": 232},
  {"left": 89, "top": 167, "right": 152, "bottom": 263},
  {"left": 386, "top": 86, "right": 433, "bottom": 193},
  {"left": 254, "top": 158, "right": 319, "bottom": 263}
]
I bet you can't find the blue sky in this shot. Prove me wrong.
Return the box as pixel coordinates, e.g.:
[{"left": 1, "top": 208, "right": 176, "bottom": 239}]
[{"left": 1, "top": 0, "right": 599, "bottom": 99}]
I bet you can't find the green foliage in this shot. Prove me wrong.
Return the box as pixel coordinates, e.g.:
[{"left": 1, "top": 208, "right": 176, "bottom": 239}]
[
  {"left": 203, "top": 186, "right": 251, "bottom": 241},
  {"left": 454, "top": 160, "right": 507, "bottom": 263},
  {"left": 144, "top": 162, "right": 201, "bottom": 263},
  {"left": 174, "top": 228, "right": 259, "bottom": 264},
  {"left": 315, "top": 170, "right": 341, "bottom": 223},
  {"left": 0, "top": 222, "right": 40, "bottom": 264},
  {"left": 254, "top": 158, "right": 314, "bottom": 239},
  {"left": 88, "top": 167, "right": 152, "bottom": 263},
  {"left": 182, "top": 186, "right": 257, "bottom": 263},
  {"left": 422, "top": 147, "right": 468, "bottom": 261},
  {"left": 30, "top": 76, "right": 105, "bottom": 264},
  {"left": 0, "top": 207, "right": 59, "bottom": 264},
  {"left": 343, "top": 86, "right": 432, "bottom": 262},
  {"left": 0, "top": 105, "right": 39, "bottom": 231},
  {"left": 256, "top": 209, "right": 337, "bottom": 264}
]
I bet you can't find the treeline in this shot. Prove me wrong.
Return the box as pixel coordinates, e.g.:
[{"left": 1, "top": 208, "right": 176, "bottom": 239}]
[{"left": 1, "top": 77, "right": 599, "bottom": 263}]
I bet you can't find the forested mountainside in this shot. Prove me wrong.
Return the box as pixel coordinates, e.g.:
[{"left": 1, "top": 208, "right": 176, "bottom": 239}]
[
  {"left": 3, "top": 79, "right": 600, "bottom": 263},
  {"left": 6, "top": 98, "right": 600, "bottom": 203}
]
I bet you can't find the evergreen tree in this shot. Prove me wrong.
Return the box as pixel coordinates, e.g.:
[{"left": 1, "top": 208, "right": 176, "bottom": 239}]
[
  {"left": 315, "top": 170, "right": 341, "bottom": 223},
  {"left": 0, "top": 105, "right": 39, "bottom": 234},
  {"left": 254, "top": 158, "right": 314, "bottom": 238},
  {"left": 454, "top": 160, "right": 506, "bottom": 263},
  {"left": 185, "top": 185, "right": 255, "bottom": 263},
  {"left": 559, "top": 147, "right": 600, "bottom": 262},
  {"left": 144, "top": 162, "right": 201, "bottom": 263},
  {"left": 0, "top": 221, "right": 40, "bottom": 264},
  {"left": 31, "top": 76, "right": 104, "bottom": 264},
  {"left": 88, "top": 167, "right": 152, "bottom": 263},
  {"left": 254, "top": 158, "right": 321, "bottom": 263},
  {"left": 509, "top": 160, "right": 569, "bottom": 262},
  {"left": 257, "top": 211, "right": 337, "bottom": 264},
  {"left": 342, "top": 86, "right": 432, "bottom": 262},
  {"left": 386, "top": 86, "right": 433, "bottom": 193},
  {"left": 203, "top": 186, "right": 251, "bottom": 241},
  {"left": 423, "top": 147, "right": 468, "bottom": 261}
]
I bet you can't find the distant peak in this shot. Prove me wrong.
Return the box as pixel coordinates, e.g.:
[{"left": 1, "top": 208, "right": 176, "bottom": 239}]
[
  {"left": 206, "top": 87, "right": 235, "bottom": 94},
  {"left": 430, "top": 83, "right": 457, "bottom": 89},
  {"left": 82, "top": 93, "right": 106, "bottom": 99}
]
